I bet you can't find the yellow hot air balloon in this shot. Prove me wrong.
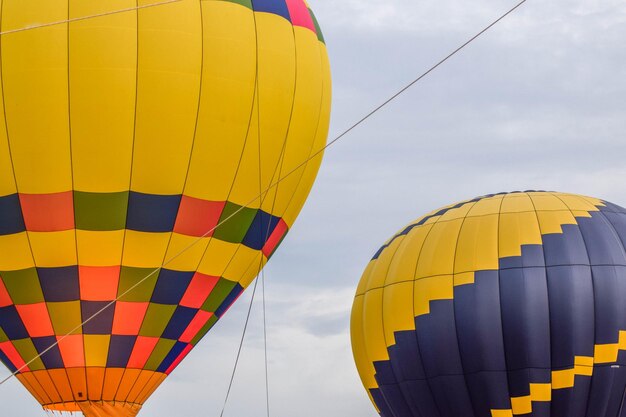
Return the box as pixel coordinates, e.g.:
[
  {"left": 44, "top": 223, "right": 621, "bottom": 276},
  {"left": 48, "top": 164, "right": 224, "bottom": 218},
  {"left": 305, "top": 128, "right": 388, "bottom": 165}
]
[{"left": 0, "top": 1, "right": 331, "bottom": 416}]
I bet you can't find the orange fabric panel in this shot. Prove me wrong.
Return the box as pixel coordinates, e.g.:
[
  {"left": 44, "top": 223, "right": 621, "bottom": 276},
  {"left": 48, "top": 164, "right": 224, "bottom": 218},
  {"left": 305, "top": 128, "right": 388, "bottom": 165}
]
[
  {"left": 126, "top": 370, "right": 154, "bottom": 404},
  {"left": 32, "top": 369, "right": 62, "bottom": 404},
  {"left": 57, "top": 334, "right": 85, "bottom": 367},
  {"left": 16, "top": 373, "right": 46, "bottom": 404},
  {"left": 79, "top": 266, "right": 120, "bottom": 301},
  {"left": 102, "top": 368, "right": 125, "bottom": 401},
  {"left": 0, "top": 278, "right": 12, "bottom": 307},
  {"left": 78, "top": 402, "right": 141, "bottom": 417},
  {"left": 0, "top": 340, "right": 29, "bottom": 371},
  {"left": 127, "top": 337, "right": 158, "bottom": 369},
  {"left": 66, "top": 367, "right": 88, "bottom": 401},
  {"left": 112, "top": 302, "right": 149, "bottom": 335},
  {"left": 16, "top": 303, "right": 54, "bottom": 337},
  {"left": 19, "top": 192, "right": 75, "bottom": 232},
  {"left": 44, "top": 402, "right": 82, "bottom": 412},
  {"left": 87, "top": 367, "right": 106, "bottom": 401},
  {"left": 136, "top": 373, "right": 166, "bottom": 405},
  {"left": 48, "top": 369, "right": 75, "bottom": 402},
  {"left": 115, "top": 369, "right": 142, "bottom": 403},
  {"left": 19, "top": 371, "right": 51, "bottom": 404}
]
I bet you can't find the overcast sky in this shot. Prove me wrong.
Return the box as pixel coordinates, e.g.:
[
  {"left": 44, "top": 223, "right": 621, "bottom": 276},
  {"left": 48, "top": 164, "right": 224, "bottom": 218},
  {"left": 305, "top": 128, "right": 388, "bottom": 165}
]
[{"left": 2, "top": 0, "right": 626, "bottom": 416}]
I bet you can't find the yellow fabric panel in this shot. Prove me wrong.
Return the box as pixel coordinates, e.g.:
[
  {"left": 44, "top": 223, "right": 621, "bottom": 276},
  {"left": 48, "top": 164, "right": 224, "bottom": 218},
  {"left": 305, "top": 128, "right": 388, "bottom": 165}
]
[
  {"left": 386, "top": 224, "right": 433, "bottom": 286},
  {"left": 184, "top": 1, "right": 256, "bottom": 201},
  {"left": 237, "top": 253, "right": 266, "bottom": 289},
  {"left": 222, "top": 245, "right": 262, "bottom": 283},
  {"left": 414, "top": 275, "right": 453, "bottom": 317},
  {"left": 121, "top": 231, "right": 170, "bottom": 268},
  {"left": 499, "top": 212, "right": 542, "bottom": 258},
  {"left": 619, "top": 330, "right": 626, "bottom": 350},
  {"left": 454, "top": 271, "right": 475, "bottom": 286},
  {"left": 350, "top": 295, "right": 378, "bottom": 391},
  {"left": 366, "top": 236, "right": 405, "bottom": 290},
  {"left": 281, "top": 42, "right": 331, "bottom": 226},
  {"left": 510, "top": 395, "right": 532, "bottom": 415},
  {"left": 438, "top": 201, "right": 475, "bottom": 222},
  {"left": 76, "top": 231, "right": 125, "bottom": 266},
  {"left": 529, "top": 193, "right": 568, "bottom": 211},
  {"left": 530, "top": 383, "right": 551, "bottom": 401},
  {"left": 415, "top": 219, "right": 463, "bottom": 279},
  {"left": 229, "top": 13, "right": 296, "bottom": 207},
  {"left": 355, "top": 261, "right": 375, "bottom": 297},
  {"left": 69, "top": 0, "right": 136, "bottom": 193},
  {"left": 0, "top": 232, "right": 35, "bottom": 270},
  {"left": 454, "top": 214, "right": 499, "bottom": 273},
  {"left": 556, "top": 193, "right": 601, "bottom": 212},
  {"left": 491, "top": 410, "right": 513, "bottom": 417},
  {"left": 551, "top": 368, "right": 575, "bottom": 389},
  {"left": 500, "top": 193, "right": 535, "bottom": 213},
  {"left": 267, "top": 27, "right": 323, "bottom": 216},
  {"left": 382, "top": 281, "right": 415, "bottom": 346},
  {"left": 467, "top": 195, "right": 503, "bottom": 217},
  {"left": 163, "top": 234, "right": 210, "bottom": 271},
  {"left": 29, "top": 231, "right": 77, "bottom": 267},
  {"left": 131, "top": 0, "right": 202, "bottom": 194},
  {"left": 0, "top": 66, "right": 16, "bottom": 196},
  {"left": 1, "top": 0, "right": 71, "bottom": 194},
  {"left": 362, "top": 288, "right": 389, "bottom": 362},
  {"left": 594, "top": 343, "right": 619, "bottom": 363},
  {"left": 536, "top": 210, "right": 578, "bottom": 235},
  {"left": 197, "top": 239, "right": 239, "bottom": 277},
  {"left": 84, "top": 335, "right": 110, "bottom": 367}
]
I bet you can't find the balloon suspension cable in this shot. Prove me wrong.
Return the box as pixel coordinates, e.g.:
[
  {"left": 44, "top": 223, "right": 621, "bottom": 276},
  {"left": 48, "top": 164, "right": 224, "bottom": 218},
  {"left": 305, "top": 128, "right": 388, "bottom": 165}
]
[
  {"left": 0, "top": 0, "right": 527, "bottom": 388},
  {"left": 0, "top": 0, "right": 183, "bottom": 36}
]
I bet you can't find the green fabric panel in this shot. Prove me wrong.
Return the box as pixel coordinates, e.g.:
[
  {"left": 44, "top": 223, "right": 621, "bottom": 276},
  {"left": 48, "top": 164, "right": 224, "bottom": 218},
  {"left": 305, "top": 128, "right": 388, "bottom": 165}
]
[
  {"left": 0, "top": 327, "right": 8, "bottom": 343},
  {"left": 47, "top": 302, "right": 82, "bottom": 335},
  {"left": 1, "top": 269, "right": 44, "bottom": 304},
  {"left": 117, "top": 267, "right": 159, "bottom": 302},
  {"left": 309, "top": 9, "right": 325, "bottom": 43},
  {"left": 212, "top": 202, "right": 257, "bottom": 243},
  {"left": 74, "top": 191, "right": 129, "bottom": 231},
  {"left": 139, "top": 304, "right": 177, "bottom": 337},
  {"left": 190, "top": 315, "right": 218, "bottom": 346},
  {"left": 223, "top": 0, "right": 252, "bottom": 9},
  {"left": 144, "top": 338, "right": 176, "bottom": 371},
  {"left": 12, "top": 338, "right": 45, "bottom": 371},
  {"left": 201, "top": 279, "right": 237, "bottom": 312}
]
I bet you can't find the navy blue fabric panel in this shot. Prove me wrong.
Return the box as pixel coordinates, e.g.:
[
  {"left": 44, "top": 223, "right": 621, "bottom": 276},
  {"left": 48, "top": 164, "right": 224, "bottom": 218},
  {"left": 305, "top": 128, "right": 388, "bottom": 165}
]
[
  {"left": 38, "top": 266, "right": 80, "bottom": 302},
  {"left": 374, "top": 360, "right": 397, "bottom": 385},
  {"left": 590, "top": 266, "right": 626, "bottom": 344},
  {"left": 602, "top": 212, "right": 626, "bottom": 251},
  {"left": 551, "top": 377, "right": 591, "bottom": 417},
  {"left": 0, "top": 305, "right": 28, "bottom": 339},
  {"left": 601, "top": 366, "right": 626, "bottom": 417},
  {"left": 401, "top": 380, "right": 441, "bottom": 417},
  {"left": 32, "top": 336, "right": 64, "bottom": 369},
  {"left": 370, "top": 388, "right": 395, "bottom": 417},
  {"left": 0, "top": 349, "right": 17, "bottom": 373},
  {"left": 531, "top": 402, "right": 552, "bottom": 417},
  {"left": 454, "top": 270, "right": 507, "bottom": 373},
  {"left": 499, "top": 267, "right": 551, "bottom": 370},
  {"left": 546, "top": 265, "right": 595, "bottom": 368},
  {"left": 585, "top": 366, "right": 617, "bottom": 417},
  {"left": 0, "top": 194, "right": 25, "bottom": 235},
  {"left": 251, "top": 0, "right": 291, "bottom": 21},
  {"left": 242, "top": 210, "right": 280, "bottom": 250},
  {"left": 161, "top": 306, "right": 197, "bottom": 340},
  {"left": 81, "top": 301, "right": 114, "bottom": 334},
  {"left": 600, "top": 201, "right": 626, "bottom": 214},
  {"left": 428, "top": 375, "right": 476, "bottom": 417},
  {"left": 215, "top": 284, "right": 243, "bottom": 318},
  {"left": 151, "top": 269, "right": 194, "bottom": 305},
  {"left": 156, "top": 341, "right": 187, "bottom": 373},
  {"left": 126, "top": 192, "right": 181, "bottom": 233},
  {"left": 542, "top": 224, "right": 590, "bottom": 266},
  {"left": 500, "top": 245, "right": 545, "bottom": 269},
  {"left": 577, "top": 212, "right": 626, "bottom": 266},
  {"left": 506, "top": 368, "right": 550, "bottom": 399},
  {"left": 388, "top": 329, "right": 427, "bottom": 381},
  {"left": 377, "top": 383, "right": 414, "bottom": 417},
  {"left": 106, "top": 335, "right": 136, "bottom": 368},
  {"left": 464, "top": 372, "right": 510, "bottom": 416},
  {"left": 415, "top": 300, "right": 465, "bottom": 378}
]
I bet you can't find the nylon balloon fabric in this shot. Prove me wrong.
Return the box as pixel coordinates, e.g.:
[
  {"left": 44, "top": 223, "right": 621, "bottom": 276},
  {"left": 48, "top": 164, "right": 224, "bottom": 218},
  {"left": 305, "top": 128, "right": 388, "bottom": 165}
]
[
  {"left": 351, "top": 191, "right": 626, "bottom": 417},
  {"left": 0, "top": 0, "right": 331, "bottom": 416}
]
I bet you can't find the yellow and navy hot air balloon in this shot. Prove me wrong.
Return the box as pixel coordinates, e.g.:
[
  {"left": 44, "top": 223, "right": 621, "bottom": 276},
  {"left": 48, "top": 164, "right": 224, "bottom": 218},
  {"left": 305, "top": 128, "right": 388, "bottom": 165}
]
[
  {"left": 0, "top": 0, "right": 330, "bottom": 416},
  {"left": 352, "top": 191, "right": 626, "bottom": 417}
]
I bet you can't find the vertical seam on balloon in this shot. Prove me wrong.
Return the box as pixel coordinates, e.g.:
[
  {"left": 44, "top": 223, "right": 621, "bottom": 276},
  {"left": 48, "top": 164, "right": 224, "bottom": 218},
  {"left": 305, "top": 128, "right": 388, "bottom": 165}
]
[
  {"left": 113, "top": 0, "right": 142, "bottom": 405},
  {"left": 526, "top": 192, "right": 553, "bottom": 417},
  {"left": 0, "top": 0, "right": 66, "bottom": 407},
  {"left": 552, "top": 192, "right": 597, "bottom": 417},
  {"left": 449, "top": 199, "right": 483, "bottom": 417},
  {"left": 66, "top": 0, "right": 89, "bottom": 406},
  {"left": 495, "top": 194, "right": 515, "bottom": 414}
]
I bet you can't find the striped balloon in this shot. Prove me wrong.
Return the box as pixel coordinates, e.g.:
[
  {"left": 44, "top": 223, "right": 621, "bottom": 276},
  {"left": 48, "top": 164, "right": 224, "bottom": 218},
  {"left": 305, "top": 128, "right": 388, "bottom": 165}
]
[
  {"left": 0, "top": 0, "right": 331, "bottom": 416},
  {"left": 352, "top": 191, "right": 626, "bottom": 417}
]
